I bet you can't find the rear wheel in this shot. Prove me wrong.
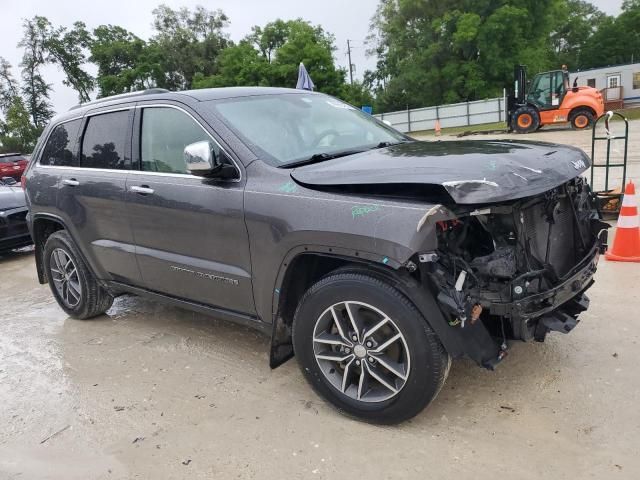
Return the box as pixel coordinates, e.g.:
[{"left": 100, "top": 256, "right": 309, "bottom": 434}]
[
  {"left": 570, "top": 109, "right": 594, "bottom": 130},
  {"left": 292, "top": 271, "right": 450, "bottom": 424},
  {"left": 44, "top": 230, "right": 114, "bottom": 319},
  {"left": 512, "top": 106, "right": 540, "bottom": 133}
]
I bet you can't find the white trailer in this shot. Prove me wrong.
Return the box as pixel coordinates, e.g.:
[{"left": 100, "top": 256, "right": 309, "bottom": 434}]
[{"left": 570, "top": 62, "right": 640, "bottom": 108}]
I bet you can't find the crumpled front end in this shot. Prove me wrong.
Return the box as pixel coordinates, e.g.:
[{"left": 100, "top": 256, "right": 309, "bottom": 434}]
[{"left": 421, "top": 176, "right": 608, "bottom": 368}]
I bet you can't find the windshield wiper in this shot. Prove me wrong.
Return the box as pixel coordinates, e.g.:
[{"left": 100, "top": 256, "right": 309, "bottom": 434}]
[{"left": 279, "top": 149, "right": 366, "bottom": 168}]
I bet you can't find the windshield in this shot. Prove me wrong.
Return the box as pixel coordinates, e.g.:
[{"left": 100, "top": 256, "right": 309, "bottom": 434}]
[{"left": 207, "top": 93, "right": 406, "bottom": 166}]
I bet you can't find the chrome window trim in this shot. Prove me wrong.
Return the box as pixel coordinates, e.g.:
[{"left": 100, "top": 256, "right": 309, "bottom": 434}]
[
  {"left": 135, "top": 103, "right": 242, "bottom": 183},
  {"left": 84, "top": 106, "right": 134, "bottom": 117},
  {"left": 36, "top": 103, "right": 242, "bottom": 183}
]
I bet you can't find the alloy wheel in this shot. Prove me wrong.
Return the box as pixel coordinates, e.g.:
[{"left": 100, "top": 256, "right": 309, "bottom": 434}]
[
  {"left": 49, "top": 248, "right": 82, "bottom": 308},
  {"left": 312, "top": 301, "right": 411, "bottom": 403}
]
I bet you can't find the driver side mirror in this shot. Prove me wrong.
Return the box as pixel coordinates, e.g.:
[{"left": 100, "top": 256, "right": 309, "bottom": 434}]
[{"left": 184, "top": 141, "right": 237, "bottom": 179}]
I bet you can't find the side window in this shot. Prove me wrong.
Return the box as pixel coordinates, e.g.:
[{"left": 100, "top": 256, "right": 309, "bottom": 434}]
[
  {"left": 40, "top": 119, "right": 81, "bottom": 166},
  {"left": 140, "top": 107, "right": 214, "bottom": 174},
  {"left": 81, "top": 110, "right": 130, "bottom": 169}
]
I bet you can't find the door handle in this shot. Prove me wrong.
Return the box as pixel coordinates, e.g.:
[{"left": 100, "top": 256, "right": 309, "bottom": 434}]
[
  {"left": 62, "top": 178, "right": 79, "bottom": 187},
  {"left": 130, "top": 185, "right": 155, "bottom": 195}
]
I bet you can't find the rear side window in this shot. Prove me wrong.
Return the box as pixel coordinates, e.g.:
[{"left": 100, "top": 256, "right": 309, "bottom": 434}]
[
  {"left": 39, "top": 120, "right": 81, "bottom": 166},
  {"left": 81, "top": 110, "right": 130, "bottom": 169},
  {"left": 140, "top": 107, "right": 213, "bottom": 174}
]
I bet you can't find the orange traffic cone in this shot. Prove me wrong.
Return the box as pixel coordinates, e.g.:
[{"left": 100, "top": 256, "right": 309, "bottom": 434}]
[
  {"left": 435, "top": 119, "right": 441, "bottom": 136},
  {"left": 605, "top": 180, "right": 640, "bottom": 262}
]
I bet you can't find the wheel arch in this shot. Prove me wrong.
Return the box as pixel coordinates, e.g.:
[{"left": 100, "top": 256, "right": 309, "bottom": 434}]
[
  {"left": 269, "top": 250, "right": 382, "bottom": 368},
  {"left": 31, "top": 214, "right": 67, "bottom": 284},
  {"left": 569, "top": 105, "right": 596, "bottom": 119}
]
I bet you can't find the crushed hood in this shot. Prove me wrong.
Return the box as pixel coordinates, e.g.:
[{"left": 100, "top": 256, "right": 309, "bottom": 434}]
[
  {"left": 290, "top": 140, "right": 590, "bottom": 204},
  {"left": 0, "top": 185, "right": 27, "bottom": 210}
]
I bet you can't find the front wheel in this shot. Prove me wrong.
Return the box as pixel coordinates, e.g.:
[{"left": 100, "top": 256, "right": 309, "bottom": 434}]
[
  {"left": 512, "top": 106, "right": 540, "bottom": 133},
  {"left": 292, "top": 271, "right": 450, "bottom": 424}
]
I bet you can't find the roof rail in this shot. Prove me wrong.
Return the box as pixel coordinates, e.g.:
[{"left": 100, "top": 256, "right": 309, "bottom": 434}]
[{"left": 69, "top": 88, "right": 171, "bottom": 111}]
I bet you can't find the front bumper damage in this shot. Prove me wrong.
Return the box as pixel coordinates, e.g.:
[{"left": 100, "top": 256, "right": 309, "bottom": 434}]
[{"left": 419, "top": 178, "right": 608, "bottom": 369}]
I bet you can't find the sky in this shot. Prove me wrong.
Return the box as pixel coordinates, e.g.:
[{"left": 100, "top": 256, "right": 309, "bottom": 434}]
[{"left": 0, "top": 0, "right": 625, "bottom": 114}]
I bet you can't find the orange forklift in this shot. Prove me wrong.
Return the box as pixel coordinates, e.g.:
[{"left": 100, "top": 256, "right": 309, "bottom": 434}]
[{"left": 507, "top": 65, "right": 605, "bottom": 133}]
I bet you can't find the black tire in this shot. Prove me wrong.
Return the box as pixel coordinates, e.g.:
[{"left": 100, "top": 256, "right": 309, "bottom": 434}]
[
  {"left": 512, "top": 106, "right": 540, "bottom": 133},
  {"left": 292, "top": 271, "right": 450, "bottom": 424},
  {"left": 43, "top": 230, "right": 113, "bottom": 319},
  {"left": 570, "top": 109, "right": 594, "bottom": 130}
]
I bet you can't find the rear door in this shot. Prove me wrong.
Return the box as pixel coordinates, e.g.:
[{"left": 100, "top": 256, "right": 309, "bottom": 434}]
[
  {"left": 126, "top": 102, "right": 255, "bottom": 314},
  {"left": 56, "top": 104, "right": 142, "bottom": 284}
]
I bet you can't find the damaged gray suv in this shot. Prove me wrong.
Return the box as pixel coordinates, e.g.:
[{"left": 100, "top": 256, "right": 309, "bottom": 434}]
[{"left": 24, "top": 87, "right": 608, "bottom": 424}]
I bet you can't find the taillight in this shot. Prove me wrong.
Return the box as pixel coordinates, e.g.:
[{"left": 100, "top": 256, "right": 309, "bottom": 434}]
[{"left": 21, "top": 175, "right": 27, "bottom": 189}]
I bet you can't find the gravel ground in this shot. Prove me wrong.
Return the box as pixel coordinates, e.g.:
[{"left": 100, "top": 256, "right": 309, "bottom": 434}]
[{"left": 1, "top": 122, "right": 639, "bottom": 479}]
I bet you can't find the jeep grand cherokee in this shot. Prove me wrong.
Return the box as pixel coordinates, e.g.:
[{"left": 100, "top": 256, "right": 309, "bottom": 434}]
[{"left": 23, "top": 87, "right": 608, "bottom": 424}]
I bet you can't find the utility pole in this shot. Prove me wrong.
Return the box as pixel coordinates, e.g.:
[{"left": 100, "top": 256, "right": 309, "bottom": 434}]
[{"left": 347, "top": 39, "right": 354, "bottom": 85}]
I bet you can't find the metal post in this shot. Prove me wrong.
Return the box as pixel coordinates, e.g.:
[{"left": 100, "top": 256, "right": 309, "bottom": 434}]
[
  {"left": 466, "top": 101, "right": 470, "bottom": 126},
  {"left": 498, "top": 97, "right": 502, "bottom": 122},
  {"left": 407, "top": 105, "right": 411, "bottom": 132},
  {"left": 605, "top": 137, "right": 611, "bottom": 191},
  {"left": 346, "top": 40, "right": 354, "bottom": 85}
]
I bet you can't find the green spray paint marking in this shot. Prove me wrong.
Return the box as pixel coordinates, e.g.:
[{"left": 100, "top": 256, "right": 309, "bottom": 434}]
[
  {"left": 351, "top": 204, "right": 380, "bottom": 218},
  {"left": 488, "top": 159, "right": 497, "bottom": 170},
  {"left": 279, "top": 181, "right": 297, "bottom": 193}
]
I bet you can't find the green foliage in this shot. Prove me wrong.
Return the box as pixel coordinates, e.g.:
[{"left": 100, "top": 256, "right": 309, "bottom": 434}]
[
  {"left": 18, "top": 16, "right": 54, "bottom": 129},
  {"left": 192, "top": 41, "right": 269, "bottom": 88},
  {"left": 0, "top": 57, "right": 19, "bottom": 113},
  {"left": 44, "top": 21, "right": 94, "bottom": 102},
  {"left": 368, "top": 0, "right": 566, "bottom": 112},
  {"left": 194, "top": 19, "right": 349, "bottom": 99},
  {"left": 0, "top": 96, "right": 40, "bottom": 153},
  {"left": 89, "top": 25, "right": 162, "bottom": 97},
  {"left": 579, "top": 0, "right": 640, "bottom": 68},
  {"left": 150, "top": 4, "right": 230, "bottom": 90}
]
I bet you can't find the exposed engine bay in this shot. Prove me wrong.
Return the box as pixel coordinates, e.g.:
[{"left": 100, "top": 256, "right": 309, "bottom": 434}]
[{"left": 420, "top": 177, "right": 609, "bottom": 368}]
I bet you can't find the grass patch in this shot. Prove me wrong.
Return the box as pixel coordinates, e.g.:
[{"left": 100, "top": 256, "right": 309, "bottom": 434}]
[
  {"left": 409, "top": 106, "right": 640, "bottom": 138},
  {"left": 616, "top": 106, "right": 640, "bottom": 121}
]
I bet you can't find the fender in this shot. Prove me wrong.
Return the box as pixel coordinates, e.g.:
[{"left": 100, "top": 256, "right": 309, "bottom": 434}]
[{"left": 30, "top": 212, "right": 104, "bottom": 288}]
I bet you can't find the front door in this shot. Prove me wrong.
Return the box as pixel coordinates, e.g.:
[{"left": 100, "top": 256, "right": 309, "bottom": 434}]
[
  {"left": 606, "top": 74, "right": 622, "bottom": 101},
  {"left": 126, "top": 103, "right": 255, "bottom": 314}
]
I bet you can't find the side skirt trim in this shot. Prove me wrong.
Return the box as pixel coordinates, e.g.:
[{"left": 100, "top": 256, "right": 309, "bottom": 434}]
[{"left": 108, "top": 281, "right": 270, "bottom": 335}]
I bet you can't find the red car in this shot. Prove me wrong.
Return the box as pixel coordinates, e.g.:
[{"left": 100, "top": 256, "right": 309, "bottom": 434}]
[{"left": 0, "top": 153, "right": 29, "bottom": 180}]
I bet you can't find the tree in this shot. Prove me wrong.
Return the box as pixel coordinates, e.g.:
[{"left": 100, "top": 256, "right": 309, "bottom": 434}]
[
  {"left": 0, "top": 96, "right": 39, "bottom": 153},
  {"left": 195, "top": 19, "right": 349, "bottom": 98},
  {"left": 150, "top": 4, "right": 230, "bottom": 90},
  {"left": 192, "top": 41, "right": 269, "bottom": 88},
  {"left": 550, "top": 0, "right": 606, "bottom": 68},
  {"left": 367, "top": 0, "right": 564, "bottom": 112},
  {"left": 579, "top": 0, "right": 640, "bottom": 68},
  {"left": 88, "top": 25, "right": 161, "bottom": 97},
  {"left": 18, "top": 16, "right": 54, "bottom": 129},
  {"left": 0, "top": 57, "right": 19, "bottom": 113},
  {"left": 44, "top": 21, "right": 94, "bottom": 103}
]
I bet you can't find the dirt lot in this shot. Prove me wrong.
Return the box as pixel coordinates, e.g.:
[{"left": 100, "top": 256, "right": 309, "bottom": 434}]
[{"left": 2, "top": 122, "right": 640, "bottom": 479}]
